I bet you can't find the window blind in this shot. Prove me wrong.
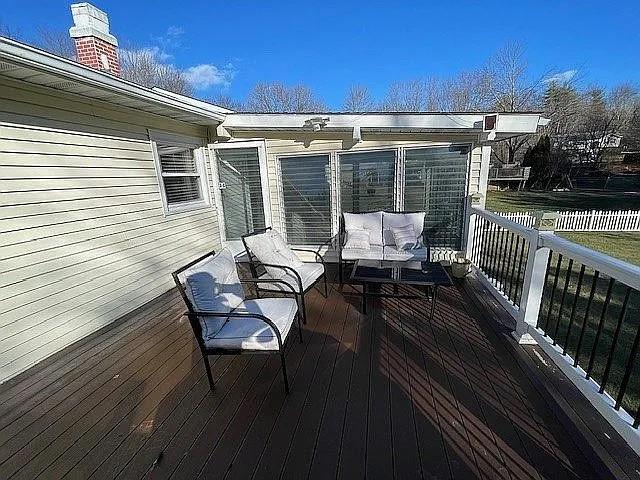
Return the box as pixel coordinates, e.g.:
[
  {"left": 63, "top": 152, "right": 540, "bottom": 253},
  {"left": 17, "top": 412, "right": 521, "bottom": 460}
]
[
  {"left": 280, "top": 155, "right": 332, "bottom": 245},
  {"left": 339, "top": 150, "right": 396, "bottom": 213},
  {"left": 215, "top": 147, "right": 266, "bottom": 240},
  {"left": 404, "top": 146, "right": 469, "bottom": 249},
  {"left": 157, "top": 145, "right": 202, "bottom": 204}
]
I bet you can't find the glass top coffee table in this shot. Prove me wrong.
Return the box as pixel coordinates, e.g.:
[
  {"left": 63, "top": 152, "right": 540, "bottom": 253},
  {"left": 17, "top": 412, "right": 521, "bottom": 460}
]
[{"left": 349, "top": 260, "right": 453, "bottom": 319}]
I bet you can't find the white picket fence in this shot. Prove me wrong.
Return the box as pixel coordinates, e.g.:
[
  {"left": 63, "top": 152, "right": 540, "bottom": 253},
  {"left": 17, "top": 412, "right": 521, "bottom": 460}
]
[{"left": 496, "top": 210, "right": 640, "bottom": 232}]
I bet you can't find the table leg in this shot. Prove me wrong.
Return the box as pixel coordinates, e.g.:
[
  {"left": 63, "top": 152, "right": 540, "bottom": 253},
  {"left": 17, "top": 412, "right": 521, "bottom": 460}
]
[
  {"left": 430, "top": 285, "right": 438, "bottom": 320},
  {"left": 362, "top": 283, "right": 368, "bottom": 315}
]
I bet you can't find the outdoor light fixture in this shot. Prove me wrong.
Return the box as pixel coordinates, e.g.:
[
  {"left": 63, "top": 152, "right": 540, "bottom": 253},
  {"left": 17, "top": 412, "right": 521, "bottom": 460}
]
[{"left": 304, "top": 116, "right": 330, "bottom": 131}]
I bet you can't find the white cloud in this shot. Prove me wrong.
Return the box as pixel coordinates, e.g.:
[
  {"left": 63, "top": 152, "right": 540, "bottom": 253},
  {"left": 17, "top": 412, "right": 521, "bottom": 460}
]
[
  {"left": 166, "top": 25, "right": 184, "bottom": 37},
  {"left": 183, "top": 63, "right": 236, "bottom": 90},
  {"left": 545, "top": 69, "right": 577, "bottom": 84},
  {"left": 119, "top": 46, "right": 172, "bottom": 62}
]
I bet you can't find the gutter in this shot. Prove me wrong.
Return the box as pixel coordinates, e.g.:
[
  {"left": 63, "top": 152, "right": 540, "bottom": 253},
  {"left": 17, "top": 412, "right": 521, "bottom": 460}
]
[{"left": 0, "top": 36, "right": 226, "bottom": 123}]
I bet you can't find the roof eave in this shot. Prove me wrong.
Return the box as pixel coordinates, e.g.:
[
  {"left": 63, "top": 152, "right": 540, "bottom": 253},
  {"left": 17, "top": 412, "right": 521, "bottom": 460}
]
[
  {"left": 0, "top": 36, "right": 226, "bottom": 124},
  {"left": 220, "top": 112, "right": 546, "bottom": 136}
]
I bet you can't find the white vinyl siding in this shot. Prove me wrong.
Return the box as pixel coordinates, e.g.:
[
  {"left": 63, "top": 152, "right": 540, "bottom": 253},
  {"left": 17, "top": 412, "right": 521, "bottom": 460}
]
[
  {"left": 0, "top": 78, "right": 222, "bottom": 383},
  {"left": 279, "top": 154, "right": 332, "bottom": 245}
]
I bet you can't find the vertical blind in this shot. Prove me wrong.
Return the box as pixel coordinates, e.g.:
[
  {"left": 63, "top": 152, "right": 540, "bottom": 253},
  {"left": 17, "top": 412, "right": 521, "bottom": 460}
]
[
  {"left": 339, "top": 150, "right": 396, "bottom": 213},
  {"left": 280, "top": 155, "right": 332, "bottom": 245},
  {"left": 215, "top": 147, "right": 266, "bottom": 240},
  {"left": 404, "top": 146, "right": 469, "bottom": 249},
  {"left": 157, "top": 145, "right": 202, "bottom": 204}
]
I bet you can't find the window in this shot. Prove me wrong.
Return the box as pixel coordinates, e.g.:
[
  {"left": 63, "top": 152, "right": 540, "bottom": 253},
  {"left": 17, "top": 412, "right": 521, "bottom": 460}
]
[
  {"left": 214, "top": 146, "right": 267, "bottom": 240},
  {"left": 404, "top": 145, "right": 469, "bottom": 249},
  {"left": 153, "top": 139, "right": 209, "bottom": 214},
  {"left": 339, "top": 150, "right": 396, "bottom": 213},
  {"left": 280, "top": 154, "right": 331, "bottom": 245}
]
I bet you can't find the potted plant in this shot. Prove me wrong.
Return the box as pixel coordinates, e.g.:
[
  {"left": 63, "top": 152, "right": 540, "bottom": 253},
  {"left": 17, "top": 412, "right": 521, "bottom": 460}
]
[{"left": 451, "top": 254, "right": 471, "bottom": 278}]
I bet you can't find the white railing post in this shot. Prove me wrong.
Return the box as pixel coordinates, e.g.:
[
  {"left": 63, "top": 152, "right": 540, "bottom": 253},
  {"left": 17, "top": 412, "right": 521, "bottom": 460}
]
[
  {"left": 513, "top": 212, "right": 557, "bottom": 344},
  {"left": 464, "top": 194, "right": 483, "bottom": 260}
]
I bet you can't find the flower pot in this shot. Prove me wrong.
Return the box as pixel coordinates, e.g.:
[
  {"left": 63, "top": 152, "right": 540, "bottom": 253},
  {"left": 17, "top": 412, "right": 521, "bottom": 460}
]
[{"left": 451, "top": 259, "right": 471, "bottom": 278}]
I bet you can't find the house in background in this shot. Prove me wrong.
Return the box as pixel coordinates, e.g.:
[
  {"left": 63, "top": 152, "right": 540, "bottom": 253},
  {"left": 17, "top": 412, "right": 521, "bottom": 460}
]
[{"left": 0, "top": 3, "right": 544, "bottom": 384}]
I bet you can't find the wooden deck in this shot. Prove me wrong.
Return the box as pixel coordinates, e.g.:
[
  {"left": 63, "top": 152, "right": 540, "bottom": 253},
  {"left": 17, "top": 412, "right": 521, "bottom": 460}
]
[{"left": 0, "top": 273, "right": 600, "bottom": 479}]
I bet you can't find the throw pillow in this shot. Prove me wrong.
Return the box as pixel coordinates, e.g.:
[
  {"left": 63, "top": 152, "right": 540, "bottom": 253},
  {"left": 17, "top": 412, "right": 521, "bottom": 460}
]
[
  {"left": 391, "top": 224, "right": 418, "bottom": 251},
  {"left": 344, "top": 229, "right": 371, "bottom": 250}
]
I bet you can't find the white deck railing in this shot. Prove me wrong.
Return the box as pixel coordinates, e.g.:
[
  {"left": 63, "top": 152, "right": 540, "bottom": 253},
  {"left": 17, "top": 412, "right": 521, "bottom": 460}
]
[
  {"left": 497, "top": 209, "right": 640, "bottom": 232},
  {"left": 466, "top": 205, "right": 640, "bottom": 454}
]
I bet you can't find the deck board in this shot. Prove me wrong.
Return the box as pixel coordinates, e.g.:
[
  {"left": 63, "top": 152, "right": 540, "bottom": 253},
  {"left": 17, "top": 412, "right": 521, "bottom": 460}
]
[{"left": 0, "top": 273, "right": 602, "bottom": 479}]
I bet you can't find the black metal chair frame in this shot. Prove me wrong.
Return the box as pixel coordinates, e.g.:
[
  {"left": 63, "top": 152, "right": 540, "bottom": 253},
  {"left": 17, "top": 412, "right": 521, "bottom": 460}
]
[
  {"left": 172, "top": 249, "right": 302, "bottom": 394},
  {"left": 241, "top": 227, "right": 328, "bottom": 325},
  {"left": 338, "top": 210, "right": 432, "bottom": 284}
]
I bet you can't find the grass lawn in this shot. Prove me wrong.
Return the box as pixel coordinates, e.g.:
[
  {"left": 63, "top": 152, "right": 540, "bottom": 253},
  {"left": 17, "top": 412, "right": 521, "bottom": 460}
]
[
  {"left": 559, "top": 232, "right": 640, "bottom": 266},
  {"left": 474, "top": 223, "right": 640, "bottom": 414},
  {"left": 486, "top": 190, "right": 640, "bottom": 266},
  {"left": 480, "top": 190, "right": 640, "bottom": 412},
  {"left": 486, "top": 190, "right": 640, "bottom": 213}
]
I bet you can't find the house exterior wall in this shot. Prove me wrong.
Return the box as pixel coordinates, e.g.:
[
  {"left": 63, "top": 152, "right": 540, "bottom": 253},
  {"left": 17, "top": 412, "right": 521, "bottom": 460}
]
[
  {"left": 220, "top": 131, "right": 487, "bottom": 258},
  {"left": 0, "top": 78, "right": 222, "bottom": 383}
]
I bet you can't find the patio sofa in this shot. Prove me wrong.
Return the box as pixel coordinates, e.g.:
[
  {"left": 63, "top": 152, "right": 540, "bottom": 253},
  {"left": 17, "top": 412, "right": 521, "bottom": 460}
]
[{"left": 338, "top": 210, "right": 431, "bottom": 283}]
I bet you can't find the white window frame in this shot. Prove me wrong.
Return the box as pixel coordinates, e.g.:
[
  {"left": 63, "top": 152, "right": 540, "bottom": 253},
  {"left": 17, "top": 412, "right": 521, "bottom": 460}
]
[
  {"left": 209, "top": 140, "right": 272, "bottom": 247},
  {"left": 150, "top": 132, "right": 210, "bottom": 216},
  {"left": 336, "top": 146, "right": 399, "bottom": 214},
  {"left": 276, "top": 151, "right": 333, "bottom": 246},
  {"left": 401, "top": 142, "right": 473, "bottom": 251},
  {"left": 335, "top": 143, "right": 473, "bottom": 248}
]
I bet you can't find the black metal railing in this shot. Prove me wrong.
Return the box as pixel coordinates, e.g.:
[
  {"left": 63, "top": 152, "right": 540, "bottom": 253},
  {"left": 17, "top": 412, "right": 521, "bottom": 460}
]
[
  {"left": 470, "top": 213, "right": 530, "bottom": 308},
  {"left": 537, "top": 251, "right": 640, "bottom": 424}
]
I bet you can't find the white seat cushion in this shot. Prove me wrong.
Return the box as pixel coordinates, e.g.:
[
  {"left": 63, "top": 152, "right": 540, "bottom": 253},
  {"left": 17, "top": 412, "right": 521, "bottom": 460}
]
[
  {"left": 257, "top": 262, "right": 324, "bottom": 292},
  {"left": 204, "top": 298, "right": 297, "bottom": 351},
  {"left": 341, "top": 244, "right": 384, "bottom": 261},
  {"left": 382, "top": 212, "right": 425, "bottom": 246},
  {"left": 383, "top": 245, "right": 429, "bottom": 261},
  {"left": 343, "top": 211, "right": 383, "bottom": 246},
  {"left": 244, "top": 230, "right": 303, "bottom": 279},
  {"left": 179, "top": 248, "right": 244, "bottom": 338}
]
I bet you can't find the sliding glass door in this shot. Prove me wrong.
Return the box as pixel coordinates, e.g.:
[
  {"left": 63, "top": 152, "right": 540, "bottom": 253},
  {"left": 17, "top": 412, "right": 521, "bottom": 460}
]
[
  {"left": 404, "top": 145, "right": 469, "bottom": 249},
  {"left": 339, "top": 149, "right": 396, "bottom": 213},
  {"left": 279, "top": 154, "right": 332, "bottom": 245},
  {"left": 336, "top": 145, "right": 469, "bottom": 249},
  {"left": 213, "top": 142, "right": 270, "bottom": 242},
  {"left": 210, "top": 142, "right": 470, "bottom": 252}
]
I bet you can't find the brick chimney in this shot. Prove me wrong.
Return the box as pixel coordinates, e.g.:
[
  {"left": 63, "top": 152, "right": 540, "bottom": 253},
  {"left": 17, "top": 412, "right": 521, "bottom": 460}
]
[{"left": 69, "top": 3, "right": 120, "bottom": 76}]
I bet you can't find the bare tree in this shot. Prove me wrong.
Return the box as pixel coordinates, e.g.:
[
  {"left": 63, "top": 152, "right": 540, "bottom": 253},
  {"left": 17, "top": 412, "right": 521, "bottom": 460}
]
[
  {"left": 379, "top": 68, "right": 491, "bottom": 113},
  {"left": 483, "top": 42, "right": 541, "bottom": 112},
  {"left": 483, "top": 42, "right": 545, "bottom": 164},
  {"left": 246, "top": 82, "right": 325, "bottom": 112},
  {"left": 35, "top": 27, "right": 76, "bottom": 59},
  {"left": 439, "top": 70, "right": 493, "bottom": 111},
  {"left": 575, "top": 85, "right": 639, "bottom": 166},
  {"left": 380, "top": 78, "right": 440, "bottom": 112},
  {"left": 0, "top": 20, "right": 21, "bottom": 40},
  {"left": 209, "top": 94, "right": 245, "bottom": 112},
  {"left": 119, "top": 47, "right": 193, "bottom": 95},
  {"left": 343, "top": 85, "right": 374, "bottom": 112}
]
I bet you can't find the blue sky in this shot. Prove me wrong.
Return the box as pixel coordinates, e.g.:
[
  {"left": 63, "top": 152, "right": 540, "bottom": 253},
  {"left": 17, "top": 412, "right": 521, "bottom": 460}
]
[{"left": 2, "top": 0, "right": 639, "bottom": 107}]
